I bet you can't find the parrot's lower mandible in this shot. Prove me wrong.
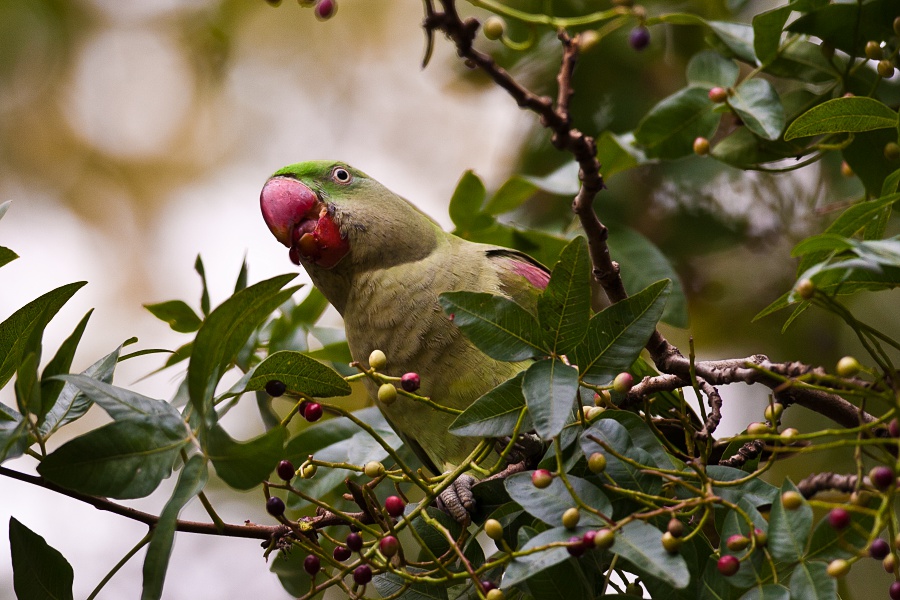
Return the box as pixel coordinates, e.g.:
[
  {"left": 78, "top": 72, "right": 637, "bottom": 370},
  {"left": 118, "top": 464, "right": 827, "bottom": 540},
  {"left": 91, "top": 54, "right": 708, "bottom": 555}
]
[{"left": 260, "top": 161, "right": 549, "bottom": 519}]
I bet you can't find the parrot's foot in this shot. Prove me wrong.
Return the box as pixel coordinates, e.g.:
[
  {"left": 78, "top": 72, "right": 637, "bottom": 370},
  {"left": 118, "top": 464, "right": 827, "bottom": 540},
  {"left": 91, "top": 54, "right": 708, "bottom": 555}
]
[
  {"left": 495, "top": 432, "right": 545, "bottom": 466},
  {"left": 436, "top": 474, "right": 476, "bottom": 524}
]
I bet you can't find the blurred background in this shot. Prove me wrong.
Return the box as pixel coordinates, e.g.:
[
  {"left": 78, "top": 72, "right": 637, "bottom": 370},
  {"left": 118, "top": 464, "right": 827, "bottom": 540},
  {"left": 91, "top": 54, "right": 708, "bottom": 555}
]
[{"left": 0, "top": 0, "right": 896, "bottom": 597}]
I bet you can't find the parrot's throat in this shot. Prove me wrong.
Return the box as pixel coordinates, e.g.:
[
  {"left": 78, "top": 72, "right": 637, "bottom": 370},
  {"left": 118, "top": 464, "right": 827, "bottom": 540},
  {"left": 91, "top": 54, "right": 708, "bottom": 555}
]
[{"left": 289, "top": 203, "right": 350, "bottom": 269}]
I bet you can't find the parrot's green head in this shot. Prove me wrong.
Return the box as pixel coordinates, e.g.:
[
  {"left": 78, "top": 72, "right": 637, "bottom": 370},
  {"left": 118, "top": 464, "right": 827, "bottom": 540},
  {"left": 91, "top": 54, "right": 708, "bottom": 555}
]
[{"left": 260, "top": 160, "right": 439, "bottom": 272}]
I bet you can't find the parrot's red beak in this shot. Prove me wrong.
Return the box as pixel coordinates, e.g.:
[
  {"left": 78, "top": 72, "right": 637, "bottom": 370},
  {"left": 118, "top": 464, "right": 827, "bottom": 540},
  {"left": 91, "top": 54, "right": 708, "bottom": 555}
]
[{"left": 260, "top": 176, "right": 350, "bottom": 269}]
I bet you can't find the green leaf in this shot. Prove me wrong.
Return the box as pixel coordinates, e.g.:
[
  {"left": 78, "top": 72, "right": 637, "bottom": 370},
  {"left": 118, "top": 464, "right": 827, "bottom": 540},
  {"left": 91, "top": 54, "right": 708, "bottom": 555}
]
[
  {"left": 141, "top": 454, "right": 208, "bottom": 600},
  {"left": 39, "top": 310, "right": 91, "bottom": 422},
  {"left": 686, "top": 50, "right": 739, "bottom": 88},
  {"left": 807, "top": 505, "right": 873, "bottom": 562},
  {"left": 234, "top": 256, "right": 249, "bottom": 293},
  {"left": 37, "top": 417, "right": 190, "bottom": 499},
  {"left": 0, "top": 246, "right": 18, "bottom": 269},
  {"left": 411, "top": 506, "right": 463, "bottom": 558},
  {"left": 788, "top": 561, "right": 835, "bottom": 600},
  {"left": 449, "top": 372, "right": 531, "bottom": 437},
  {"left": 614, "top": 520, "right": 690, "bottom": 589},
  {"left": 707, "top": 21, "right": 758, "bottom": 63},
  {"left": 522, "top": 358, "right": 578, "bottom": 440},
  {"left": 573, "top": 280, "right": 671, "bottom": 386},
  {"left": 730, "top": 79, "right": 785, "bottom": 141},
  {"left": 9, "top": 517, "right": 74, "bottom": 600},
  {"left": 538, "top": 236, "right": 591, "bottom": 355},
  {"left": 194, "top": 255, "right": 210, "bottom": 316},
  {"left": 15, "top": 352, "right": 41, "bottom": 416},
  {"left": 608, "top": 229, "right": 688, "bottom": 328},
  {"left": 504, "top": 472, "right": 611, "bottom": 527},
  {"left": 595, "top": 131, "right": 643, "bottom": 180},
  {"left": 522, "top": 161, "right": 580, "bottom": 196},
  {"left": 438, "top": 291, "right": 545, "bottom": 361},
  {"left": 207, "top": 424, "right": 286, "bottom": 490},
  {"left": 718, "top": 499, "right": 771, "bottom": 588},
  {"left": 143, "top": 300, "right": 202, "bottom": 333},
  {"left": 483, "top": 176, "right": 537, "bottom": 216},
  {"left": 187, "top": 274, "right": 300, "bottom": 421},
  {"left": 580, "top": 418, "right": 662, "bottom": 500},
  {"left": 843, "top": 128, "right": 898, "bottom": 197},
  {"left": 707, "top": 466, "right": 779, "bottom": 507},
  {"left": 245, "top": 350, "right": 350, "bottom": 398},
  {"left": 785, "top": 97, "right": 898, "bottom": 141},
  {"left": 502, "top": 526, "right": 591, "bottom": 588},
  {"left": 634, "top": 87, "right": 720, "bottom": 159},
  {"left": 0, "top": 414, "right": 29, "bottom": 463},
  {"left": 0, "top": 282, "right": 86, "bottom": 391},
  {"left": 372, "top": 569, "right": 449, "bottom": 600},
  {"left": 293, "top": 287, "right": 330, "bottom": 324},
  {"left": 787, "top": 0, "right": 898, "bottom": 56},
  {"left": 767, "top": 480, "right": 812, "bottom": 562},
  {"left": 752, "top": 6, "right": 791, "bottom": 65},
  {"left": 449, "top": 170, "right": 487, "bottom": 231},
  {"left": 54, "top": 374, "right": 183, "bottom": 425},
  {"left": 738, "top": 585, "right": 790, "bottom": 600}
]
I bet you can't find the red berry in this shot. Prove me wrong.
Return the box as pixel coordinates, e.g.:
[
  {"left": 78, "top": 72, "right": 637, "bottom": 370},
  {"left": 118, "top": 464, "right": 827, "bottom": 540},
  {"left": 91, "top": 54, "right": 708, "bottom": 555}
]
[
  {"left": 890, "top": 581, "right": 900, "bottom": 600},
  {"left": 628, "top": 26, "right": 650, "bottom": 50},
  {"left": 333, "top": 545, "right": 352, "bottom": 561},
  {"left": 346, "top": 532, "right": 363, "bottom": 552},
  {"left": 353, "top": 564, "right": 372, "bottom": 585},
  {"left": 717, "top": 555, "right": 740, "bottom": 576},
  {"left": 567, "top": 535, "right": 586, "bottom": 557},
  {"left": 265, "top": 379, "right": 286, "bottom": 397},
  {"left": 828, "top": 507, "right": 851, "bottom": 530},
  {"left": 612, "top": 372, "right": 634, "bottom": 393},
  {"left": 532, "top": 469, "right": 553, "bottom": 489},
  {"left": 266, "top": 496, "right": 285, "bottom": 517},
  {"left": 582, "top": 530, "right": 597, "bottom": 547},
  {"left": 314, "top": 0, "right": 336, "bottom": 20},
  {"left": 303, "top": 554, "right": 320, "bottom": 576},
  {"left": 870, "top": 539, "right": 890, "bottom": 560},
  {"left": 401, "top": 372, "right": 421, "bottom": 392},
  {"left": 379, "top": 535, "right": 399, "bottom": 557},
  {"left": 277, "top": 459, "right": 295, "bottom": 481},
  {"left": 708, "top": 87, "right": 728, "bottom": 103},
  {"left": 304, "top": 402, "right": 323, "bottom": 422},
  {"left": 870, "top": 466, "right": 895, "bottom": 490},
  {"left": 385, "top": 495, "right": 405, "bottom": 517}
]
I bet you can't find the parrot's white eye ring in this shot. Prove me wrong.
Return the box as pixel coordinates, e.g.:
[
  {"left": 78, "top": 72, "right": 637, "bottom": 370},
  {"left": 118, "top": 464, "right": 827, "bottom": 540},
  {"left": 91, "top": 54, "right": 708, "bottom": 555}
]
[{"left": 332, "top": 167, "right": 352, "bottom": 184}]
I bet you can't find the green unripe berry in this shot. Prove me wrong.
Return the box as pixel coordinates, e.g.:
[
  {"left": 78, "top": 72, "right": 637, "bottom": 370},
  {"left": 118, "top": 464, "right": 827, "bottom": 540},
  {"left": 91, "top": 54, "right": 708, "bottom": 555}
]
[
  {"left": 746, "top": 422, "right": 771, "bottom": 436},
  {"left": 693, "top": 137, "right": 710, "bottom": 156},
  {"left": 764, "top": 403, "right": 784, "bottom": 423},
  {"left": 661, "top": 531, "right": 682, "bottom": 554},
  {"left": 826, "top": 558, "right": 850, "bottom": 578},
  {"left": 368, "top": 349, "right": 387, "bottom": 370},
  {"left": 613, "top": 372, "right": 634, "bottom": 394},
  {"left": 588, "top": 452, "right": 607, "bottom": 474},
  {"left": 585, "top": 406, "right": 604, "bottom": 421},
  {"left": 594, "top": 528, "right": 615, "bottom": 550},
  {"left": 532, "top": 469, "right": 553, "bottom": 489},
  {"left": 780, "top": 427, "right": 799, "bottom": 441},
  {"left": 878, "top": 60, "right": 895, "bottom": 79},
  {"left": 486, "top": 589, "right": 504, "bottom": 600},
  {"left": 483, "top": 16, "right": 505, "bottom": 41},
  {"left": 865, "top": 41, "right": 883, "bottom": 60},
  {"left": 781, "top": 490, "right": 803, "bottom": 510},
  {"left": 363, "top": 461, "right": 385, "bottom": 478},
  {"left": 562, "top": 507, "right": 581, "bottom": 529},
  {"left": 836, "top": 356, "right": 861, "bottom": 377},
  {"left": 378, "top": 383, "right": 398, "bottom": 405},
  {"left": 484, "top": 519, "right": 504, "bottom": 541},
  {"left": 301, "top": 463, "right": 318, "bottom": 478},
  {"left": 796, "top": 278, "right": 815, "bottom": 300},
  {"left": 884, "top": 142, "right": 900, "bottom": 161},
  {"left": 726, "top": 534, "right": 750, "bottom": 551}
]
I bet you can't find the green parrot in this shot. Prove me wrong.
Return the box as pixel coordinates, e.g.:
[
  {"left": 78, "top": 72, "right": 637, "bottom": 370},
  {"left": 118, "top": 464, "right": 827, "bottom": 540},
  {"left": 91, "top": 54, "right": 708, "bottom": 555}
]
[{"left": 260, "top": 160, "right": 548, "bottom": 517}]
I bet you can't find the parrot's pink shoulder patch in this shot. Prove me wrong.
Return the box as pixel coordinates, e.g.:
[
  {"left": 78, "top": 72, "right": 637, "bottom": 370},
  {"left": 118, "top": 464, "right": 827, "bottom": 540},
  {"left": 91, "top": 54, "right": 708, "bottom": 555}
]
[{"left": 510, "top": 259, "right": 550, "bottom": 290}]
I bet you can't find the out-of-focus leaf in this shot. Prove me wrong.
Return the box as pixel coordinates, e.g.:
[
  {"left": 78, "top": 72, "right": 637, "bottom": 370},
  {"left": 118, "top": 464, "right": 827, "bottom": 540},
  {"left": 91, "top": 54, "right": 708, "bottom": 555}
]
[
  {"left": 207, "top": 424, "right": 286, "bottom": 490},
  {"left": 505, "top": 472, "right": 611, "bottom": 527},
  {"left": 245, "top": 350, "right": 351, "bottom": 398},
  {"left": 9, "top": 517, "right": 74, "bottom": 600},
  {"left": 787, "top": 0, "right": 898, "bottom": 55},
  {"left": 739, "top": 585, "right": 790, "bottom": 600},
  {"left": 450, "top": 372, "right": 531, "bottom": 437},
  {"left": 0, "top": 247, "right": 17, "bottom": 269},
  {"left": 752, "top": 6, "right": 791, "bottom": 64},
  {"left": 596, "top": 132, "right": 644, "bottom": 180},
  {"left": 483, "top": 176, "right": 538, "bottom": 215},
  {"left": 730, "top": 79, "right": 785, "bottom": 141},
  {"left": 522, "top": 358, "right": 578, "bottom": 440},
  {"left": 234, "top": 256, "right": 249, "bottom": 294},
  {"left": 634, "top": 87, "right": 719, "bottom": 159},
  {"left": 523, "top": 161, "right": 580, "bottom": 196},
  {"left": 143, "top": 300, "right": 202, "bottom": 334},
  {"left": 707, "top": 21, "right": 758, "bottom": 63},
  {"left": 785, "top": 97, "right": 898, "bottom": 140},
  {"left": 538, "top": 236, "right": 591, "bottom": 355},
  {"left": 194, "top": 255, "right": 210, "bottom": 316},
  {"left": 449, "top": 170, "right": 487, "bottom": 231},
  {"left": 843, "top": 128, "right": 898, "bottom": 197},
  {"left": 141, "top": 454, "right": 208, "bottom": 600},
  {"left": 686, "top": 50, "right": 739, "bottom": 88},
  {"left": 438, "top": 291, "right": 544, "bottom": 361}
]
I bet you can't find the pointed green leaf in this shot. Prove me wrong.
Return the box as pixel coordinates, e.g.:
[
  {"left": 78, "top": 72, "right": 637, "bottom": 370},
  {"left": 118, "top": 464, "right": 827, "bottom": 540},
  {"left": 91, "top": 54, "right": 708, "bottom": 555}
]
[
  {"left": 0, "top": 247, "right": 17, "bottom": 269},
  {"left": 141, "top": 454, "right": 208, "bottom": 600},
  {"left": 9, "top": 517, "right": 74, "bottom": 600},
  {"left": 768, "top": 479, "right": 812, "bottom": 562},
  {"left": 293, "top": 287, "right": 330, "bottom": 324},
  {"left": 522, "top": 161, "right": 580, "bottom": 196},
  {"left": 718, "top": 499, "right": 772, "bottom": 588},
  {"left": 538, "top": 237, "right": 591, "bottom": 355},
  {"left": 595, "top": 131, "right": 644, "bottom": 180},
  {"left": 234, "top": 256, "right": 249, "bottom": 293},
  {"left": 807, "top": 503, "right": 874, "bottom": 562},
  {"left": 0, "top": 282, "right": 86, "bottom": 391},
  {"left": 449, "top": 372, "right": 531, "bottom": 437},
  {"left": 787, "top": 0, "right": 898, "bottom": 56},
  {"left": 187, "top": 274, "right": 300, "bottom": 419},
  {"left": 372, "top": 570, "right": 449, "bottom": 600},
  {"left": 686, "top": 50, "right": 739, "bottom": 88},
  {"left": 573, "top": 280, "right": 671, "bottom": 386},
  {"left": 207, "top": 424, "right": 286, "bottom": 490},
  {"left": 502, "top": 526, "right": 593, "bottom": 588},
  {"left": 739, "top": 585, "right": 790, "bottom": 600},
  {"left": 449, "top": 170, "right": 487, "bottom": 231},
  {"left": 634, "top": 87, "right": 720, "bottom": 159},
  {"left": 39, "top": 310, "right": 91, "bottom": 421},
  {"left": 730, "top": 79, "right": 785, "bottom": 141},
  {"left": 752, "top": 6, "right": 791, "bottom": 65},
  {"left": 143, "top": 300, "right": 202, "bottom": 333},
  {"left": 522, "top": 358, "right": 578, "bottom": 440},
  {"left": 707, "top": 466, "right": 779, "bottom": 507},
  {"left": 785, "top": 97, "right": 898, "bottom": 140},
  {"left": 580, "top": 418, "right": 662, "bottom": 497},
  {"left": 788, "top": 561, "right": 835, "bottom": 600},
  {"left": 245, "top": 350, "right": 350, "bottom": 398},
  {"left": 707, "top": 21, "right": 757, "bottom": 63},
  {"left": 37, "top": 417, "right": 190, "bottom": 499},
  {"left": 15, "top": 352, "right": 40, "bottom": 416},
  {"left": 0, "top": 200, "right": 10, "bottom": 221},
  {"left": 194, "top": 255, "right": 210, "bottom": 316},
  {"left": 614, "top": 520, "right": 690, "bottom": 589},
  {"left": 439, "top": 291, "right": 545, "bottom": 361},
  {"left": 0, "top": 413, "right": 29, "bottom": 463},
  {"left": 53, "top": 374, "right": 183, "bottom": 425},
  {"left": 504, "top": 472, "right": 611, "bottom": 527},
  {"left": 483, "top": 176, "right": 537, "bottom": 216}
]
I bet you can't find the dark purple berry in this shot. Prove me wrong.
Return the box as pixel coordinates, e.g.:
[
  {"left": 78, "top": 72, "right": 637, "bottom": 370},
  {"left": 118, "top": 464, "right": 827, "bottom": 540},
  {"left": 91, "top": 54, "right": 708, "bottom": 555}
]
[
  {"left": 870, "top": 539, "right": 890, "bottom": 560},
  {"left": 265, "top": 379, "right": 286, "bottom": 397},
  {"left": 870, "top": 466, "right": 895, "bottom": 490},
  {"left": 628, "top": 26, "right": 650, "bottom": 51},
  {"left": 346, "top": 532, "right": 363, "bottom": 552},
  {"left": 385, "top": 495, "right": 405, "bottom": 517},
  {"left": 891, "top": 581, "right": 900, "bottom": 600},
  {"left": 828, "top": 508, "right": 851, "bottom": 530},
  {"left": 266, "top": 496, "right": 285, "bottom": 517},
  {"left": 481, "top": 581, "right": 497, "bottom": 592},
  {"left": 401, "top": 372, "right": 421, "bottom": 392},
  {"left": 333, "top": 545, "right": 352, "bottom": 561},
  {"left": 567, "top": 536, "right": 586, "bottom": 557},
  {"left": 582, "top": 530, "right": 597, "bottom": 547},
  {"left": 353, "top": 564, "right": 372, "bottom": 585},
  {"left": 314, "top": 0, "right": 336, "bottom": 20},
  {"left": 277, "top": 459, "right": 295, "bottom": 481},
  {"left": 890, "top": 418, "right": 900, "bottom": 438},
  {"left": 304, "top": 402, "right": 323, "bottom": 422},
  {"left": 303, "top": 554, "right": 320, "bottom": 576}
]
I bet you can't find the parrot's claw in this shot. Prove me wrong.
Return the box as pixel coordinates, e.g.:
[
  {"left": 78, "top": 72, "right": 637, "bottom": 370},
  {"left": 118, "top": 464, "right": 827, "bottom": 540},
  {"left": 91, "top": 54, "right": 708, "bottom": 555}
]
[
  {"left": 437, "top": 474, "right": 476, "bottom": 524},
  {"left": 495, "top": 433, "right": 545, "bottom": 466}
]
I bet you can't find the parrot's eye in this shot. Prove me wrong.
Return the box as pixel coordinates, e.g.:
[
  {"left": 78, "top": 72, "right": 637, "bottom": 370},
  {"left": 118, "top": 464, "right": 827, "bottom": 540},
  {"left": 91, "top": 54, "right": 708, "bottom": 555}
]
[{"left": 332, "top": 167, "right": 352, "bottom": 184}]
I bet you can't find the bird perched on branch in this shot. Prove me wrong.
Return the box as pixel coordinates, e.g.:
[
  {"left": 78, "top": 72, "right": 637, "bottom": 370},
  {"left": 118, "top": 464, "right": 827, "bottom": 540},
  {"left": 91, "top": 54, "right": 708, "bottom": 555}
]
[{"left": 260, "top": 160, "right": 548, "bottom": 519}]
